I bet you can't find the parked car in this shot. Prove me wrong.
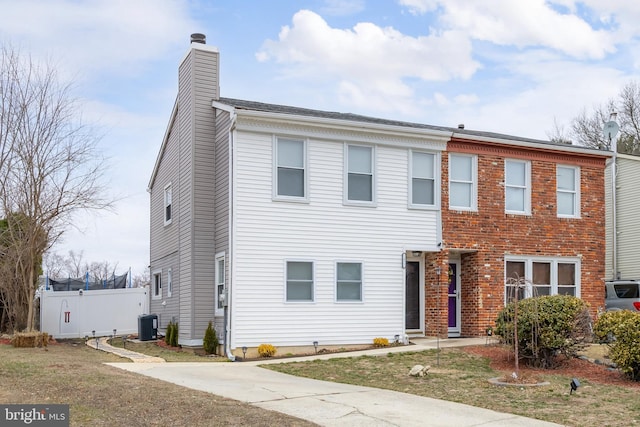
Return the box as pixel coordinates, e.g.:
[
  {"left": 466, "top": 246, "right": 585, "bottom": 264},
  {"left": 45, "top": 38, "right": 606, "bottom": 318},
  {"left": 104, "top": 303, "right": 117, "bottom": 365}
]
[{"left": 605, "top": 280, "right": 640, "bottom": 311}]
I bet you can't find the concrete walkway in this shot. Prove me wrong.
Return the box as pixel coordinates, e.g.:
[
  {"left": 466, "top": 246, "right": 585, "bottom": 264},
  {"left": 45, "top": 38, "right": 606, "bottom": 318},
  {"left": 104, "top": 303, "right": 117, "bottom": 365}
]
[{"left": 98, "top": 337, "right": 563, "bottom": 427}]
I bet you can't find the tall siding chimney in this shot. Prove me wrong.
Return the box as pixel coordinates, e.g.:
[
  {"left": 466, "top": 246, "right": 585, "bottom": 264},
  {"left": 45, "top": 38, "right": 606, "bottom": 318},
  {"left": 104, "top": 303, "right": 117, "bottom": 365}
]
[{"left": 190, "top": 33, "right": 206, "bottom": 44}]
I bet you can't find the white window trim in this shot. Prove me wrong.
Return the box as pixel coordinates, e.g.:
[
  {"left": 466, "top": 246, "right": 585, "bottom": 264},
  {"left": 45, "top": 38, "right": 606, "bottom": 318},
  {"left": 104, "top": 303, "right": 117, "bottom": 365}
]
[
  {"left": 557, "top": 165, "right": 581, "bottom": 218},
  {"left": 215, "top": 252, "right": 225, "bottom": 315},
  {"left": 273, "top": 136, "right": 309, "bottom": 202},
  {"left": 448, "top": 153, "right": 477, "bottom": 211},
  {"left": 152, "top": 269, "right": 162, "bottom": 300},
  {"left": 163, "top": 183, "right": 172, "bottom": 226},
  {"left": 284, "top": 259, "right": 315, "bottom": 303},
  {"left": 505, "top": 159, "right": 531, "bottom": 215},
  {"left": 504, "top": 256, "right": 581, "bottom": 304},
  {"left": 408, "top": 150, "right": 440, "bottom": 210},
  {"left": 344, "top": 144, "right": 376, "bottom": 206},
  {"left": 335, "top": 260, "right": 365, "bottom": 303},
  {"left": 167, "top": 268, "right": 172, "bottom": 298}
]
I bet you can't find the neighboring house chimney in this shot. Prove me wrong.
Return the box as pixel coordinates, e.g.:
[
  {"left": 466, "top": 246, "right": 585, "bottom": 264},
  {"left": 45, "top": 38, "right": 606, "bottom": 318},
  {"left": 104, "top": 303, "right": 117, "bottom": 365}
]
[{"left": 191, "top": 33, "right": 206, "bottom": 44}]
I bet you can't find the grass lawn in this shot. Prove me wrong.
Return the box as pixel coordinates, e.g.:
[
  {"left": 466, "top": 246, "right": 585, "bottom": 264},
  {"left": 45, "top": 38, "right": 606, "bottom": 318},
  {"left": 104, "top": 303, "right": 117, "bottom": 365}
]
[
  {"left": 265, "top": 346, "right": 640, "bottom": 427},
  {"left": 0, "top": 340, "right": 316, "bottom": 427}
]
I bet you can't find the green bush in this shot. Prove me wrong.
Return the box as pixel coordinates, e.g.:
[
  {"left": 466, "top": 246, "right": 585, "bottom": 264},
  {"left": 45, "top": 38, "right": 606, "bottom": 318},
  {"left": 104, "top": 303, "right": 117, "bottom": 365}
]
[
  {"left": 495, "top": 295, "right": 592, "bottom": 368},
  {"left": 594, "top": 310, "right": 640, "bottom": 381},
  {"left": 165, "top": 321, "right": 179, "bottom": 347},
  {"left": 203, "top": 320, "right": 219, "bottom": 355}
]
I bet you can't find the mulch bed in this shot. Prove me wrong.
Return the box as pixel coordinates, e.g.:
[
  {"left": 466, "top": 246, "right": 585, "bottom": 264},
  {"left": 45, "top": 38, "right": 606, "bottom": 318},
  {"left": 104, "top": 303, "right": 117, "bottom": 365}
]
[{"left": 463, "top": 345, "right": 640, "bottom": 388}]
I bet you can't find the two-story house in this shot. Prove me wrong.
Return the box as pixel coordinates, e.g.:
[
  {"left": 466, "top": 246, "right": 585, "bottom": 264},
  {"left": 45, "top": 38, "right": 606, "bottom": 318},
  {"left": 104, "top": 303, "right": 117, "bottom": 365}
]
[{"left": 148, "top": 35, "right": 611, "bottom": 356}]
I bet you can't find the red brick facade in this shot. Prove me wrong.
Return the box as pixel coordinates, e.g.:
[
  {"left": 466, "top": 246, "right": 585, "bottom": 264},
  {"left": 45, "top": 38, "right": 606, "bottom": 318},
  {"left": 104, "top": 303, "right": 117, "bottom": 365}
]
[{"left": 425, "top": 137, "right": 608, "bottom": 337}]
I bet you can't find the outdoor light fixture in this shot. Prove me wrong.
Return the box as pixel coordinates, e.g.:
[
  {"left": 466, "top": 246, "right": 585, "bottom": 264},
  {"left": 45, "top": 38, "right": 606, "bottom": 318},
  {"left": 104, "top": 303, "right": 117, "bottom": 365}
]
[
  {"left": 313, "top": 341, "right": 319, "bottom": 354},
  {"left": 570, "top": 378, "right": 580, "bottom": 395},
  {"left": 92, "top": 330, "right": 97, "bottom": 350},
  {"left": 113, "top": 329, "right": 117, "bottom": 340},
  {"left": 242, "top": 346, "right": 247, "bottom": 359},
  {"left": 412, "top": 251, "right": 422, "bottom": 257}
]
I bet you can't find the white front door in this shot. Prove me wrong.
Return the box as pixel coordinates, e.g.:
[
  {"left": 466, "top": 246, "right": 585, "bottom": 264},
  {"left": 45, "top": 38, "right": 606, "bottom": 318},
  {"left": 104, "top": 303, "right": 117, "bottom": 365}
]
[{"left": 447, "top": 262, "right": 461, "bottom": 337}]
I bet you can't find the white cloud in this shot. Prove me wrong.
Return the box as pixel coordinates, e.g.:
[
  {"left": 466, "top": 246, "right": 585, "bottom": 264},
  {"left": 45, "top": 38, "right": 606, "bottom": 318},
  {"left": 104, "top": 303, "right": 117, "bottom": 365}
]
[{"left": 257, "top": 10, "right": 480, "bottom": 111}]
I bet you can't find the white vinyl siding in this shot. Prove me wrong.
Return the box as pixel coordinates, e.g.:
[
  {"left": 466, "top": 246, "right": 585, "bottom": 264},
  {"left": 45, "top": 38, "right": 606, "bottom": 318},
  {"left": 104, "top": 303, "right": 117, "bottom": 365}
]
[
  {"left": 345, "top": 144, "right": 375, "bottom": 204},
  {"left": 336, "top": 262, "right": 363, "bottom": 302},
  {"left": 286, "top": 261, "right": 314, "bottom": 302},
  {"left": 505, "top": 159, "right": 531, "bottom": 214},
  {"left": 449, "top": 153, "right": 477, "bottom": 210},
  {"left": 557, "top": 165, "right": 580, "bottom": 218},
  {"left": 505, "top": 257, "right": 580, "bottom": 303},
  {"left": 275, "top": 137, "right": 307, "bottom": 200},
  {"left": 409, "top": 151, "right": 436, "bottom": 208},
  {"left": 164, "top": 183, "right": 172, "bottom": 225},
  {"left": 231, "top": 128, "right": 443, "bottom": 348}
]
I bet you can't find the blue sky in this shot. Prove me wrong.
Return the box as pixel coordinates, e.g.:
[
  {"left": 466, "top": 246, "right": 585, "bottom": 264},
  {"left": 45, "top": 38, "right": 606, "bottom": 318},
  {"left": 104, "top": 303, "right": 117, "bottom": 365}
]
[{"left": 1, "top": 0, "right": 639, "bottom": 276}]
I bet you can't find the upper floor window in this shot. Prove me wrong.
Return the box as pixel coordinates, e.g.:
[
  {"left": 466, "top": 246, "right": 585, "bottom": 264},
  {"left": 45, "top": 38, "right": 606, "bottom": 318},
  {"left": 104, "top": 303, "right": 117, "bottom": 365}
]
[
  {"left": 505, "top": 159, "right": 530, "bottom": 214},
  {"left": 505, "top": 257, "right": 579, "bottom": 304},
  {"left": 410, "top": 151, "right": 436, "bottom": 208},
  {"left": 152, "top": 270, "right": 162, "bottom": 300},
  {"left": 164, "top": 184, "right": 172, "bottom": 225},
  {"left": 557, "top": 165, "right": 580, "bottom": 218},
  {"left": 286, "top": 261, "right": 314, "bottom": 302},
  {"left": 336, "top": 262, "right": 363, "bottom": 302},
  {"left": 215, "top": 253, "right": 225, "bottom": 313},
  {"left": 449, "top": 153, "right": 477, "bottom": 210},
  {"left": 346, "top": 145, "right": 374, "bottom": 204},
  {"left": 275, "top": 138, "right": 306, "bottom": 199}
]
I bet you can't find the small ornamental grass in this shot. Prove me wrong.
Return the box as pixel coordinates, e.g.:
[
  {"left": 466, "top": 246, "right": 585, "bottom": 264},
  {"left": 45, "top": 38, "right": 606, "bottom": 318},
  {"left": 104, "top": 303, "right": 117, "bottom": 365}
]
[
  {"left": 257, "top": 343, "right": 277, "bottom": 358},
  {"left": 373, "top": 337, "right": 389, "bottom": 348}
]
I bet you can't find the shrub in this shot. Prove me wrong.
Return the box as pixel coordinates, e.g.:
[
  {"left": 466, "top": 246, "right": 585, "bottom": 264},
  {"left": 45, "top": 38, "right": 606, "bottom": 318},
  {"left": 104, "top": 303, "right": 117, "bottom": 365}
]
[
  {"left": 495, "top": 295, "right": 592, "bottom": 368},
  {"left": 11, "top": 332, "right": 48, "bottom": 348},
  {"left": 373, "top": 337, "right": 389, "bottom": 347},
  {"left": 164, "top": 321, "right": 174, "bottom": 345},
  {"left": 594, "top": 310, "right": 640, "bottom": 381},
  {"left": 203, "top": 321, "right": 219, "bottom": 355},
  {"left": 165, "top": 322, "right": 179, "bottom": 347},
  {"left": 257, "top": 343, "right": 277, "bottom": 357}
]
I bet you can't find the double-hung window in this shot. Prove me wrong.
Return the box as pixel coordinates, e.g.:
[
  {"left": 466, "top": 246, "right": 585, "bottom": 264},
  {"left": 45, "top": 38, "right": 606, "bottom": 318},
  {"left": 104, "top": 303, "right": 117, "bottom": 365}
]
[
  {"left": 215, "top": 253, "right": 225, "bottom": 313},
  {"left": 164, "top": 184, "right": 172, "bottom": 225},
  {"left": 167, "top": 268, "right": 173, "bottom": 297},
  {"left": 449, "top": 153, "right": 476, "bottom": 210},
  {"left": 505, "top": 159, "right": 530, "bottom": 214},
  {"left": 286, "top": 261, "right": 314, "bottom": 302},
  {"left": 152, "top": 270, "right": 162, "bottom": 300},
  {"left": 275, "top": 138, "right": 306, "bottom": 199},
  {"left": 410, "top": 151, "right": 436, "bottom": 208},
  {"left": 336, "top": 262, "right": 363, "bottom": 302},
  {"left": 557, "top": 165, "right": 580, "bottom": 217},
  {"left": 505, "top": 257, "right": 579, "bottom": 303},
  {"left": 346, "top": 145, "right": 374, "bottom": 203}
]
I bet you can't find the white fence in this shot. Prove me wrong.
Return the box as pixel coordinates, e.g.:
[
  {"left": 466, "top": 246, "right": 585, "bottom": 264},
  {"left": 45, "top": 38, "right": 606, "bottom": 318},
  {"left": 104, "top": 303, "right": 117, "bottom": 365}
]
[{"left": 40, "top": 287, "right": 150, "bottom": 339}]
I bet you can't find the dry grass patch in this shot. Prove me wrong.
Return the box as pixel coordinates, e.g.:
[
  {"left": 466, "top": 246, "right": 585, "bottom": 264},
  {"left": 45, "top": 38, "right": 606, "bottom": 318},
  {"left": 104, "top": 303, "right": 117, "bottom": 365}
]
[
  {"left": 265, "top": 346, "right": 640, "bottom": 427},
  {"left": 0, "top": 340, "right": 316, "bottom": 427}
]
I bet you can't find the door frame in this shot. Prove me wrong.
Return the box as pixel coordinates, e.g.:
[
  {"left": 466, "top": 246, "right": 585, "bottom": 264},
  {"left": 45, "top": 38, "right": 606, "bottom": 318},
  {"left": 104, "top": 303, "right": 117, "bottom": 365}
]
[
  {"left": 405, "top": 253, "right": 425, "bottom": 335},
  {"left": 448, "top": 259, "right": 461, "bottom": 337}
]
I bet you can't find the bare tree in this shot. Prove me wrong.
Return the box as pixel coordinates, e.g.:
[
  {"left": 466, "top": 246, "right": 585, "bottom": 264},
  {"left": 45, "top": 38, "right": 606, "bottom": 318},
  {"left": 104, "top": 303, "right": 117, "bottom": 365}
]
[
  {"left": 546, "top": 117, "right": 573, "bottom": 145},
  {"left": 565, "top": 82, "right": 640, "bottom": 153},
  {"left": 0, "top": 44, "right": 112, "bottom": 331},
  {"left": 132, "top": 267, "right": 150, "bottom": 288}
]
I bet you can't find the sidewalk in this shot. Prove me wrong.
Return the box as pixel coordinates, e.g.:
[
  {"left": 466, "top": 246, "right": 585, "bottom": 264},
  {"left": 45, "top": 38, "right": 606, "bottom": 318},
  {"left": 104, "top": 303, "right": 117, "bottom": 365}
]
[{"left": 100, "top": 337, "right": 563, "bottom": 427}]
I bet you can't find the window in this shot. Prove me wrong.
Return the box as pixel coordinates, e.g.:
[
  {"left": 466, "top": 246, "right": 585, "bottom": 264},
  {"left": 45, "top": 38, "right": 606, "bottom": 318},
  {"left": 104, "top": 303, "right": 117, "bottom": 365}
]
[
  {"left": 505, "top": 257, "right": 579, "bottom": 303},
  {"left": 346, "top": 145, "right": 374, "bottom": 203},
  {"left": 215, "top": 253, "right": 225, "bottom": 312},
  {"left": 410, "top": 151, "right": 436, "bottom": 207},
  {"left": 557, "top": 165, "right": 580, "bottom": 217},
  {"left": 336, "top": 262, "right": 363, "bottom": 301},
  {"left": 152, "top": 270, "right": 162, "bottom": 300},
  {"left": 449, "top": 153, "right": 477, "bottom": 210},
  {"left": 276, "top": 138, "right": 306, "bottom": 198},
  {"left": 505, "top": 159, "right": 530, "bottom": 214},
  {"left": 286, "top": 261, "right": 314, "bottom": 302},
  {"left": 167, "top": 268, "right": 172, "bottom": 297},
  {"left": 164, "top": 184, "right": 172, "bottom": 225}
]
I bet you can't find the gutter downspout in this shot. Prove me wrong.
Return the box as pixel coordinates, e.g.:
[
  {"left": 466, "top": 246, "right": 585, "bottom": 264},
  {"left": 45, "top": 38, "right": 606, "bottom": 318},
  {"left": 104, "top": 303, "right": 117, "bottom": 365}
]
[
  {"left": 612, "top": 150, "right": 618, "bottom": 280},
  {"left": 225, "top": 110, "right": 237, "bottom": 361}
]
